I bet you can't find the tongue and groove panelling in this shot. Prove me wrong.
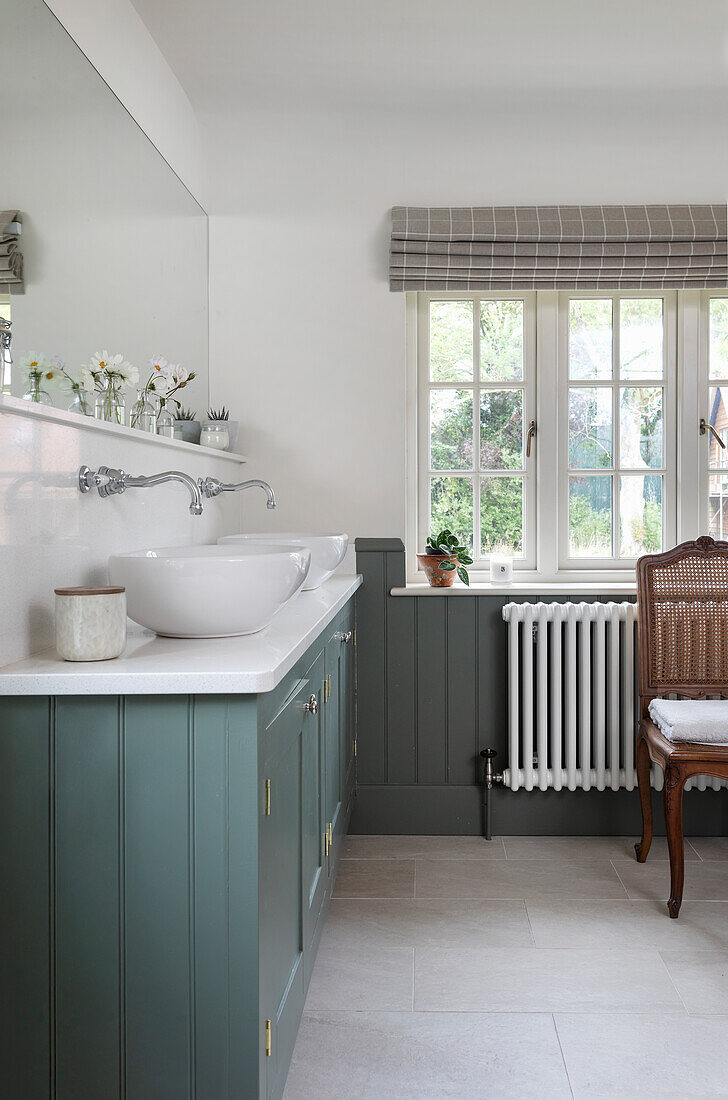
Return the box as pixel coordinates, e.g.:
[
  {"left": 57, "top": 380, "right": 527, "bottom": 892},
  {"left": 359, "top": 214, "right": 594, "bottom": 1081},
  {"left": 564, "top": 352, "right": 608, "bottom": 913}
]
[{"left": 352, "top": 539, "right": 728, "bottom": 836}]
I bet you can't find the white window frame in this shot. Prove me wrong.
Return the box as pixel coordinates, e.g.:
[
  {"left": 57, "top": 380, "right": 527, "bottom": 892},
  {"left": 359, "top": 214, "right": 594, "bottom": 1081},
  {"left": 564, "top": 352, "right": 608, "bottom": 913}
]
[
  {"left": 557, "top": 291, "right": 677, "bottom": 571},
  {"left": 414, "top": 291, "right": 537, "bottom": 574},
  {"left": 698, "top": 291, "right": 728, "bottom": 537},
  {"left": 407, "top": 289, "right": 687, "bottom": 585}
]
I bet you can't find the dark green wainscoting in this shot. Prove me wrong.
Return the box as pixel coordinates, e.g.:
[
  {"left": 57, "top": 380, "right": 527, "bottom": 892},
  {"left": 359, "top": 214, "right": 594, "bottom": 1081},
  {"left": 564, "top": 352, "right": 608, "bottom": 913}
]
[{"left": 352, "top": 539, "right": 728, "bottom": 837}]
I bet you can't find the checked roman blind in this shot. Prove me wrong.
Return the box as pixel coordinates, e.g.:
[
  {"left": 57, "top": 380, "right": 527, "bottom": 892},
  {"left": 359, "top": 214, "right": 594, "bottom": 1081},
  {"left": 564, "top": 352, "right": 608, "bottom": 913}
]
[{"left": 389, "top": 205, "right": 728, "bottom": 291}]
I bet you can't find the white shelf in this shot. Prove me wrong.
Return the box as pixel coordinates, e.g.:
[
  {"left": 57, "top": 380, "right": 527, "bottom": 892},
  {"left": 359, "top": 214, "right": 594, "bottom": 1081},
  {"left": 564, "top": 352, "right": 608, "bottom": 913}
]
[{"left": 0, "top": 394, "right": 247, "bottom": 465}]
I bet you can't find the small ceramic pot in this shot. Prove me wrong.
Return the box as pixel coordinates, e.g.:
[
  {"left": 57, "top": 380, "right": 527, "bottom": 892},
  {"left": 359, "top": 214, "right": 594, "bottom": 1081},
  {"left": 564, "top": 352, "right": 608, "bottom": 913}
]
[
  {"left": 417, "top": 553, "right": 458, "bottom": 587},
  {"left": 173, "top": 420, "right": 201, "bottom": 444},
  {"left": 55, "top": 586, "right": 127, "bottom": 661}
]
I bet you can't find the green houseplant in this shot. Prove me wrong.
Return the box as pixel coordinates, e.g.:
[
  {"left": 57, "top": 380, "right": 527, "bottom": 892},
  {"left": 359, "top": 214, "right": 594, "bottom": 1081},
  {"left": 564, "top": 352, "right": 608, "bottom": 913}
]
[{"left": 417, "top": 529, "right": 472, "bottom": 587}]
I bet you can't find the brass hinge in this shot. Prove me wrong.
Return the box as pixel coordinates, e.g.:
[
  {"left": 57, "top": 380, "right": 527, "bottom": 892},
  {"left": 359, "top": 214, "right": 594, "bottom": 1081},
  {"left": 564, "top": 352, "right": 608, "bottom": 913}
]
[
  {"left": 265, "top": 778, "right": 271, "bottom": 816},
  {"left": 265, "top": 1019, "right": 272, "bottom": 1057},
  {"left": 353, "top": 629, "right": 357, "bottom": 647},
  {"left": 324, "top": 828, "right": 329, "bottom": 857},
  {"left": 353, "top": 738, "right": 357, "bottom": 757},
  {"left": 323, "top": 678, "right": 328, "bottom": 704}
]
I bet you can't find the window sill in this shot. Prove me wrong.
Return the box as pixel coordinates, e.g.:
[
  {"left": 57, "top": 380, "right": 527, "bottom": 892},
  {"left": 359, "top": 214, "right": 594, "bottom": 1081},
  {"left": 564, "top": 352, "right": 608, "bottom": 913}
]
[
  {"left": 0, "top": 394, "right": 247, "bottom": 465},
  {"left": 393, "top": 580, "right": 637, "bottom": 596}
]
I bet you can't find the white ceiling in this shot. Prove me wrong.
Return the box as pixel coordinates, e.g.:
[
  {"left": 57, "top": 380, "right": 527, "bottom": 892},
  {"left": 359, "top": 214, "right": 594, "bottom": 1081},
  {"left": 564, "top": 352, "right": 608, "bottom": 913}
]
[{"left": 130, "top": 0, "right": 728, "bottom": 114}]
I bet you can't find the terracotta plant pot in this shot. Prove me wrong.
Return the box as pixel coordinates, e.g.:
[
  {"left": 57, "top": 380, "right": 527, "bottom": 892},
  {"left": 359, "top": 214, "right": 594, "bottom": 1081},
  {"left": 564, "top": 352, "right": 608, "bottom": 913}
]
[{"left": 417, "top": 553, "right": 458, "bottom": 587}]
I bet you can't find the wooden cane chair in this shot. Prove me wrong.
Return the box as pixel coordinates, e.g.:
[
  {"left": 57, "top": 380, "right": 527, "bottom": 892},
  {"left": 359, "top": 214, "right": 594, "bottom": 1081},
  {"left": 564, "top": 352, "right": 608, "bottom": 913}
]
[{"left": 635, "top": 535, "right": 728, "bottom": 918}]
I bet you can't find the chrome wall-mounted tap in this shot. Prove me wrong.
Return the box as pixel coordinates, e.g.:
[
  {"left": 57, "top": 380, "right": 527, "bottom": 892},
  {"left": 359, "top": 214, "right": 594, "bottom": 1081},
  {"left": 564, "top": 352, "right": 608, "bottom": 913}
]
[
  {"left": 198, "top": 477, "right": 276, "bottom": 509},
  {"left": 78, "top": 465, "right": 204, "bottom": 515}
]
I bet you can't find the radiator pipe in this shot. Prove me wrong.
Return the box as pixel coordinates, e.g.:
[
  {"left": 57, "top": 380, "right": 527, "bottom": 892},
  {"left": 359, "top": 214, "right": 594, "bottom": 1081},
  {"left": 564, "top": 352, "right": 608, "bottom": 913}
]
[{"left": 480, "top": 748, "right": 504, "bottom": 841}]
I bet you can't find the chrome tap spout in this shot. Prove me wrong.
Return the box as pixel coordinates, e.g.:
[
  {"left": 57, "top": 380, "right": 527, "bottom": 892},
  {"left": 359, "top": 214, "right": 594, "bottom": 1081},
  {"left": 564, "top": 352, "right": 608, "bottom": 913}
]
[
  {"left": 79, "top": 466, "right": 204, "bottom": 515},
  {"left": 198, "top": 477, "right": 276, "bottom": 509}
]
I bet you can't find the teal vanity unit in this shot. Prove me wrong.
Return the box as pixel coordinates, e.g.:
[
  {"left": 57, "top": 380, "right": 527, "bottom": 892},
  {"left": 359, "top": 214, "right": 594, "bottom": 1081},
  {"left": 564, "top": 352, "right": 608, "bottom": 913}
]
[{"left": 0, "top": 580, "right": 359, "bottom": 1100}]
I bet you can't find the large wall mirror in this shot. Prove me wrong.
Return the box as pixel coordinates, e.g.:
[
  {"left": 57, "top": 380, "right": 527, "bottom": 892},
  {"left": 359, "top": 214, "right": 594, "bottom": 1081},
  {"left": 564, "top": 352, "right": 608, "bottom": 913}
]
[{"left": 2, "top": 0, "right": 208, "bottom": 431}]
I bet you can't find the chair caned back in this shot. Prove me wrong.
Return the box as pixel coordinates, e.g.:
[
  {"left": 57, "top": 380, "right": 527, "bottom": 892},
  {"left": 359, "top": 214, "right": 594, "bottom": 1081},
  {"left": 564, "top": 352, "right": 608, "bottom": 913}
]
[{"left": 636, "top": 536, "right": 728, "bottom": 701}]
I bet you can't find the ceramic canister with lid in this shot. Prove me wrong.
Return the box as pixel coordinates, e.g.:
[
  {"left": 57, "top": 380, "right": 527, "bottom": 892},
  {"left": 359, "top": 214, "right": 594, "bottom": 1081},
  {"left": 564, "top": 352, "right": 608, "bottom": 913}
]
[{"left": 55, "top": 586, "right": 127, "bottom": 661}]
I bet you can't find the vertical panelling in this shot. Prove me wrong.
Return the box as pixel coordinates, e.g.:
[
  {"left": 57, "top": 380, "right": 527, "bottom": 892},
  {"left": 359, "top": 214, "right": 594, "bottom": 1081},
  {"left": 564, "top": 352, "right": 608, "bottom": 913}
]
[
  {"left": 385, "top": 546, "right": 416, "bottom": 782},
  {"left": 124, "top": 696, "right": 192, "bottom": 1100},
  {"left": 354, "top": 549, "right": 387, "bottom": 783},
  {"left": 0, "top": 697, "right": 52, "bottom": 1100},
  {"left": 225, "top": 698, "right": 262, "bottom": 1100},
  {"left": 191, "top": 697, "right": 231, "bottom": 1099},
  {"left": 416, "top": 597, "right": 448, "bottom": 783},
  {"left": 54, "top": 698, "right": 122, "bottom": 1100},
  {"left": 447, "top": 598, "right": 478, "bottom": 784},
  {"left": 477, "top": 598, "right": 508, "bottom": 762}
]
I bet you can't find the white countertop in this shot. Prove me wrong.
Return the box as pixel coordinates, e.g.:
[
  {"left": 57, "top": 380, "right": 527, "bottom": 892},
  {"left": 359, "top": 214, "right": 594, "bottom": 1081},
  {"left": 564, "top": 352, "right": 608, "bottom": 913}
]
[{"left": 0, "top": 575, "right": 361, "bottom": 696}]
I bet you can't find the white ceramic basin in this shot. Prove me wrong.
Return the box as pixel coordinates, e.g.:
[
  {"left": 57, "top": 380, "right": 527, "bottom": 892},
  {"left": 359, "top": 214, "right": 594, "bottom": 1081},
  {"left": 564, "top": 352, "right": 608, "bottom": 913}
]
[
  {"left": 217, "top": 533, "right": 348, "bottom": 590},
  {"left": 108, "top": 544, "right": 311, "bottom": 638}
]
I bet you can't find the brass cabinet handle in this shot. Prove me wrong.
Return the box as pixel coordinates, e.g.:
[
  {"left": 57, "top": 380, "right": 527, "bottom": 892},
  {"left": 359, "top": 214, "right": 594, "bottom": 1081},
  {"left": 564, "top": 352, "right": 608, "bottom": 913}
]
[
  {"left": 526, "top": 420, "right": 537, "bottom": 458},
  {"left": 304, "top": 693, "right": 318, "bottom": 715},
  {"left": 700, "top": 417, "right": 726, "bottom": 449}
]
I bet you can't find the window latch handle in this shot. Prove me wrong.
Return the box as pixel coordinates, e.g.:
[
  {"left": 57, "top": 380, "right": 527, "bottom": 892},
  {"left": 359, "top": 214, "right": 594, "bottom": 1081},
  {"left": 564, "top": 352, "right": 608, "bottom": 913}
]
[
  {"left": 526, "top": 420, "right": 537, "bottom": 458},
  {"left": 700, "top": 418, "right": 726, "bottom": 449}
]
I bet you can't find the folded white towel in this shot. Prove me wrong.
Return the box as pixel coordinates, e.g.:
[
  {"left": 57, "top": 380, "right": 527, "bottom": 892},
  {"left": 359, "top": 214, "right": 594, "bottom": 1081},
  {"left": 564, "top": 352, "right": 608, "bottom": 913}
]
[{"left": 648, "top": 699, "right": 728, "bottom": 744}]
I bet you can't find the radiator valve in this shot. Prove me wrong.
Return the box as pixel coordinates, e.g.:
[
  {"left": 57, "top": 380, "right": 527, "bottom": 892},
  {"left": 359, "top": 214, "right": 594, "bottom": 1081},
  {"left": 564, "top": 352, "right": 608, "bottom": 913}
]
[{"left": 480, "top": 748, "right": 504, "bottom": 789}]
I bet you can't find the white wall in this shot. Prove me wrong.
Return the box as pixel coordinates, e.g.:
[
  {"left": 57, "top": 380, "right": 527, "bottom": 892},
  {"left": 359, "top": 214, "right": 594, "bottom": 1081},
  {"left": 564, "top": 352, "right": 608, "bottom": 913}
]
[
  {"left": 44, "top": 0, "right": 205, "bottom": 203},
  {"left": 0, "top": 1, "right": 217, "bottom": 665},
  {"left": 205, "top": 93, "right": 728, "bottom": 552},
  {"left": 0, "top": 403, "right": 242, "bottom": 666}
]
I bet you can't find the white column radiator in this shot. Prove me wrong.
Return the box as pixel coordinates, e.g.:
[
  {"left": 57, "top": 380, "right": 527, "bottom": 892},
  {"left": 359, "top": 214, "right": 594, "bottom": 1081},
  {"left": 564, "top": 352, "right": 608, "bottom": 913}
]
[{"left": 502, "top": 601, "right": 724, "bottom": 794}]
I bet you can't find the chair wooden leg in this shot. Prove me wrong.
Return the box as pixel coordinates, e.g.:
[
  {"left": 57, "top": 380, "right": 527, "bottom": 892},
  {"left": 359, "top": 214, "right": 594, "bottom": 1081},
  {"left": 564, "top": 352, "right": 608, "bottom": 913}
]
[
  {"left": 634, "top": 732, "right": 653, "bottom": 863},
  {"left": 663, "top": 766, "right": 686, "bottom": 919}
]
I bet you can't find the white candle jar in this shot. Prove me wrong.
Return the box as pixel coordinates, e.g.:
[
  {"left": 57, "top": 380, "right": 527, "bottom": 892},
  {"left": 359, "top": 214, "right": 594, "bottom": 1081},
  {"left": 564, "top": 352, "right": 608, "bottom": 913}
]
[
  {"left": 489, "top": 555, "right": 513, "bottom": 584},
  {"left": 55, "top": 586, "right": 127, "bottom": 662}
]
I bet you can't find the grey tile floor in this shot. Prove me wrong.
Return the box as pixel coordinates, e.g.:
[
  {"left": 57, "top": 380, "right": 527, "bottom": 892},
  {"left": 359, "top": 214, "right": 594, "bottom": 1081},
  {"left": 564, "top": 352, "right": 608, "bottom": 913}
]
[{"left": 283, "top": 835, "right": 728, "bottom": 1099}]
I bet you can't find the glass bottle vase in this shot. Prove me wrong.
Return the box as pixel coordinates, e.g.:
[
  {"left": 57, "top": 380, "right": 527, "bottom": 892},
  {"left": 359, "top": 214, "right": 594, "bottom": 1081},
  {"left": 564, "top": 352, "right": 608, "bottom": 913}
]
[
  {"left": 94, "top": 380, "right": 125, "bottom": 426},
  {"left": 130, "top": 390, "right": 157, "bottom": 433},
  {"left": 156, "top": 399, "right": 175, "bottom": 438},
  {"left": 22, "top": 378, "right": 53, "bottom": 405}
]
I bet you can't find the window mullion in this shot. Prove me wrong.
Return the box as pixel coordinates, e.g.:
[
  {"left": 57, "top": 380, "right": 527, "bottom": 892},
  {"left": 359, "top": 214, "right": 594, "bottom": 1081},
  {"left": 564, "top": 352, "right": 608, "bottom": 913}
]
[
  {"left": 473, "top": 301, "right": 481, "bottom": 560},
  {"left": 613, "top": 295, "right": 620, "bottom": 558}
]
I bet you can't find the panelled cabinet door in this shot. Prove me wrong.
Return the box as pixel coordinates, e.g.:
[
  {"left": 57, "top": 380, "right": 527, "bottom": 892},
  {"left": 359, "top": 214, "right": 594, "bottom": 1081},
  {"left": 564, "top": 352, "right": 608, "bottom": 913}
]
[
  {"left": 340, "top": 609, "right": 356, "bottom": 808},
  {"left": 300, "top": 651, "right": 327, "bottom": 975},
  {"left": 324, "top": 633, "right": 343, "bottom": 877},
  {"left": 260, "top": 679, "right": 309, "bottom": 1100}
]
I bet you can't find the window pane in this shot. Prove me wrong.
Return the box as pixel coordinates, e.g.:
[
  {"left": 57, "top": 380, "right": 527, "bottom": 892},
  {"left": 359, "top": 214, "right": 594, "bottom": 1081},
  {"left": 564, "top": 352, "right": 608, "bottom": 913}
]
[
  {"left": 708, "top": 473, "right": 728, "bottom": 541},
  {"left": 620, "top": 298, "right": 663, "bottom": 379},
  {"left": 619, "top": 387, "right": 663, "bottom": 469},
  {"left": 709, "top": 298, "right": 728, "bottom": 380},
  {"left": 480, "top": 300, "right": 523, "bottom": 382},
  {"left": 569, "top": 476, "right": 612, "bottom": 557},
  {"left": 430, "top": 389, "right": 473, "bottom": 470},
  {"left": 481, "top": 477, "right": 523, "bottom": 556},
  {"left": 569, "top": 299, "right": 613, "bottom": 380},
  {"left": 619, "top": 475, "right": 662, "bottom": 556},
  {"left": 429, "top": 300, "right": 473, "bottom": 382},
  {"left": 569, "top": 387, "right": 612, "bottom": 468},
  {"left": 430, "top": 476, "right": 474, "bottom": 553},
  {"left": 480, "top": 389, "right": 522, "bottom": 470},
  {"left": 708, "top": 387, "right": 728, "bottom": 468}
]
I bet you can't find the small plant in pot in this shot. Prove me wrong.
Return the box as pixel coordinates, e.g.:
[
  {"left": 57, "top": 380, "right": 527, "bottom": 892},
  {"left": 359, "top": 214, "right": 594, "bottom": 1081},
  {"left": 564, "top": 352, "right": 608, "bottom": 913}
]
[
  {"left": 417, "top": 529, "right": 473, "bottom": 587},
  {"left": 173, "top": 406, "right": 201, "bottom": 445}
]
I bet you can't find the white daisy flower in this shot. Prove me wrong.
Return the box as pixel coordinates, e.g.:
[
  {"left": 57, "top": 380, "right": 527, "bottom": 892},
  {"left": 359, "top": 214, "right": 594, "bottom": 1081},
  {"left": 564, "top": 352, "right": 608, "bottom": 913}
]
[
  {"left": 78, "top": 367, "right": 97, "bottom": 393},
  {"left": 149, "top": 355, "right": 174, "bottom": 380},
  {"left": 20, "top": 352, "right": 50, "bottom": 376}
]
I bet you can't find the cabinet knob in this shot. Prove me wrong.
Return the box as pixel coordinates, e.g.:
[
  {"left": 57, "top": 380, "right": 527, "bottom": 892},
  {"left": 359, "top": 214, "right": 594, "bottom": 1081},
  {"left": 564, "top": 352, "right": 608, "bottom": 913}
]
[
  {"left": 304, "top": 693, "right": 318, "bottom": 715},
  {"left": 340, "top": 631, "right": 353, "bottom": 644}
]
